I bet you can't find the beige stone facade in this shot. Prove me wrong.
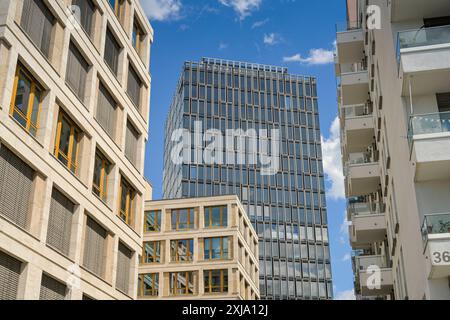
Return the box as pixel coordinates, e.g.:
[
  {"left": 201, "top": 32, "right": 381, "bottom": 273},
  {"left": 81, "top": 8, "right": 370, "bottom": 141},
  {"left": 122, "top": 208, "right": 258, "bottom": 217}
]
[
  {"left": 138, "top": 195, "right": 260, "bottom": 300},
  {"left": 336, "top": 0, "right": 450, "bottom": 300},
  {"left": 0, "top": 0, "right": 153, "bottom": 300}
]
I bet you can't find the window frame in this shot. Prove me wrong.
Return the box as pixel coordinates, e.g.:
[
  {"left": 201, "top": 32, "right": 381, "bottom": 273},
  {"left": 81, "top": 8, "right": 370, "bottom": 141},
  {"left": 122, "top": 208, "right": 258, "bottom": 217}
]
[
  {"left": 170, "top": 271, "right": 195, "bottom": 296},
  {"left": 54, "top": 110, "right": 81, "bottom": 174},
  {"left": 142, "top": 241, "right": 161, "bottom": 264},
  {"left": 144, "top": 210, "right": 161, "bottom": 232},
  {"left": 204, "top": 237, "right": 229, "bottom": 260},
  {"left": 204, "top": 205, "right": 228, "bottom": 228},
  {"left": 170, "top": 239, "right": 194, "bottom": 262},
  {"left": 92, "top": 151, "right": 110, "bottom": 202},
  {"left": 204, "top": 269, "right": 228, "bottom": 294},
  {"left": 138, "top": 273, "right": 159, "bottom": 297},
  {"left": 118, "top": 177, "right": 134, "bottom": 226},
  {"left": 171, "top": 208, "right": 195, "bottom": 231},
  {"left": 9, "top": 65, "right": 43, "bottom": 136},
  {"left": 132, "top": 19, "right": 144, "bottom": 54},
  {"left": 109, "top": 0, "right": 125, "bottom": 20}
]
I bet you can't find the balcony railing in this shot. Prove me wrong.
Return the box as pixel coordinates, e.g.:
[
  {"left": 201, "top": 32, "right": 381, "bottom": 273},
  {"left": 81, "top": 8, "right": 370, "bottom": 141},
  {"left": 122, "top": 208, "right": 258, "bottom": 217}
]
[
  {"left": 354, "top": 253, "right": 390, "bottom": 271},
  {"left": 348, "top": 202, "right": 384, "bottom": 217},
  {"left": 407, "top": 111, "right": 450, "bottom": 147},
  {"left": 336, "top": 20, "right": 363, "bottom": 33},
  {"left": 342, "top": 103, "right": 373, "bottom": 119},
  {"left": 421, "top": 213, "right": 450, "bottom": 243},
  {"left": 398, "top": 25, "right": 450, "bottom": 51},
  {"left": 347, "top": 150, "right": 377, "bottom": 165},
  {"left": 340, "top": 61, "right": 368, "bottom": 74}
]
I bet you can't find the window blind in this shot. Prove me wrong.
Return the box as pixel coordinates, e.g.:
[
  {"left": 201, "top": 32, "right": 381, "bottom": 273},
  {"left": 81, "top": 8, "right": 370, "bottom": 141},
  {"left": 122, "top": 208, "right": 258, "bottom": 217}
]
[
  {"left": 39, "top": 274, "right": 66, "bottom": 300},
  {"left": 96, "top": 82, "right": 117, "bottom": 138},
  {"left": 104, "top": 29, "right": 120, "bottom": 75},
  {"left": 66, "top": 42, "right": 89, "bottom": 102},
  {"left": 83, "top": 216, "right": 107, "bottom": 278},
  {"left": 127, "top": 64, "right": 141, "bottom": 108},
  {"left": 125, "top": 121, "right": 139, "bottom": 167},
  {"left": 0, "top": 145, "right": 34, "bottom": 229},
  {"left": 116, "top": 242, "right": 132, "bottom": 295},
  {"left": 72, "top": 0, "right": 95, "bottom": 36},
  {"left": 0, "top": 251, "right": 22, "bottom": 300},
  {"left": 46, "top": 189, "right": 75, "bottom": 256}
]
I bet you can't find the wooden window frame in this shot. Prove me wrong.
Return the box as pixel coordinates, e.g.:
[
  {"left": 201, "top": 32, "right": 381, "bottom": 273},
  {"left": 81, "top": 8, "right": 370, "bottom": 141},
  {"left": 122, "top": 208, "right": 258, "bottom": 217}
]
[
  {"left": 138, "top": 273, "right": 159, "bottom": 297},
  {"left": 109, "top": 0, "right": 125, "bottom": 21},
  {"left": 54, "top": 111, "right": 80, "bottom": 174},
  {"left": 171, "top": 208, "right": 195, "bottom": 231},
  {"left": 204, "top": 237, "right": 229, "bottom": 260},
  {"left": 10, "top": 65, "right": 43, "bottom": 136},
  {"left": 170, "top": 239, "right": 194, "bottom": 262},
  {"left": 204, "top": 206, "right": 228, "bottom": 228},
  {"left": 170, "top": 271, "right": 195, "bottom": 296},
  {"left": 132, "top": 19, "right": 144, "bottom": 53},
  {"left": 204, "top": 269, "right": 228, "bottom": 294},
  {"left": 92, "top": 151, "right": 110, "bottom": 201},
  {"left": 118, "top": 177, "right": 134, "bottom": 226},
  {"left": 144, "top": 210, "right": 161, "bottom": 232},
  {"left": 142, "top": 241, "right": 160, "bottom": 264}
]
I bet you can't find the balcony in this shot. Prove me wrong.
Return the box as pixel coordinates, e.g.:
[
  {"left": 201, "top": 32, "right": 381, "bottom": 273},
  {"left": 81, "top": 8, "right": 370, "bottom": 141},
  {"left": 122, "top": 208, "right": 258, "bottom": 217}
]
[
  {"left": 408, "top": 112, "right": 450, "bottom": 181},
  {"left": 341, "top": 104, "right": 375, "bottom": 152},
  {"left": 348, "top": 202, "right": 386, "bottom": 247},
  {"left": 340, "top": 62, "right": 369, "bottom": 106},
  {"left": 336, "top": 21, "right": 365, "bottom": 66},
  {"left": 354, "top": 254, "right": 393, "bottom": 296},
  {"left": 391, "top": 0, "right": 450, "bottom": 23},
  {"left": 397, "top": 25, "right": 450, "bottom": 96},
  {"left": 345, "top": 152, "right": 381, "bottom": 197},
  {"left": 421, "top": 213, "right": 450, "bottom": 279}
]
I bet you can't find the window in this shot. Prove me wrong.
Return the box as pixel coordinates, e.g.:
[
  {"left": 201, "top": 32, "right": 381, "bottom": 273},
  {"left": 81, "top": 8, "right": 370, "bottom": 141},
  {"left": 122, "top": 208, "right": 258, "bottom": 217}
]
[
  {"left": 204, "top": 237, "right": 229, "bottom": 260},
  {"left": 132, "top": 20, "right": 144, "bottom": 54},
  {"left": 116, "top": 242, "right": 132, "bottom": 295},
  {"left": 170, "top": 272, "right": 195, "bottom": 296},
  {"left": 142, "top": 241, "right": 161, "bottom": 264},
  {"left": 10, "top": 65, "right": 43, "bottom": 136},
  {"left": 39, "top": 274, "right": 66, "bottom": 300},
  {"left": 125, "top": 121, "right": 139, "bottom": 167},
  {"left": 20, "top": 0, "right": 55, "bottom": 58},
  {"left": 0, "top": 251, "right": 22, "bottom": 300},
  {"left": 66, "top": 42, "right": 89, "bottom": 102},
  {"left": 118, "top": 177, "right": 135, "bottom": 226},
  {"left": 171, "top": 208, "right": 195, "bottom": 230},
  {"left": 54, "top": 111, "right": 81, "bottom": 174},
  {"left": 0, "top": 145, "right": 34, "bottom": 229},
  {"left": 108, "top": 0, "right": 124, "bottom": 20},
  {"left": 104, "top": 28, "right": 121, "bottom": 75},
  {"left": 138, "top": 273, "right": 159, "bottom": 297},
  {"left": 170, "top": 239, "right": 194, "bottom": 262},
  {"left": 83, "top": 216, "right": 107, "bottom": 278},
  {"left": 46, "top": 189, "right": 75, "bottom": 256},
  {"left": 144, "top": 210, "right": 161, "bottom": 232},
  {"left": 204, "top": 206, "right": 227, "bottom": 228},
  {"left": 92, "top": 151, "right": 111, "bottom": 202},
  {"left": 127, "top": 63, "right": 142, "bottom": 108},
  {"left": 204, "top": 269, "right": 228, "bottom": 294},
  {"left": 72, "top": 0, "right": 95, "bottom": 37},
  {"left": 96, "top": 82, "right": 117, "bottom": 138}
]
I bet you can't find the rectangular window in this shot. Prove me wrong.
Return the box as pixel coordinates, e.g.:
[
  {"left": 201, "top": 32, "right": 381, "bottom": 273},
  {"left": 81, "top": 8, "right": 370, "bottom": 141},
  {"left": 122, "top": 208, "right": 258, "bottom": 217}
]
[
  {"left": 142, "top": 241, "right": 161, "bottom": 263},
  {"left": 127, "top": 63, "right": 142, "bottom": 109},
  {"left": 92, "top": 151, "right": 111, "bottom": 202},
  {"left": 83, "top": 216, "right": 107, "bottom": 278},
  {"left": 144, "top": 210, "right": 161, "bottom": 232},
  {"left": 116, "top": 242, "right": 132, "bottom": 295},
  {"left": 72, "top": 0, "right": 95, "bottom": 37},
  {"left": 0, "top": 145, "right": 34, "bottom": 229},
  {"left": 204, "top": 237, "right": 229, "bottom": 260},
  {"left": 204, "top": 269, "right": 228, "bottom": 294},
  {"left": 138, "top": 273, "right": 159, "bottom": 297},
  {"left": 66, "top": 42, "right": 89, "bottom": 102},
  {"left": 108, "top": 0, "right": 125, "bottom": 20},
  {"left": 96, "top": 82, "right": 117, "bottom": 138},
  {"left": 171, "top": 208, "right": 195, "bottom": 230},
  {"left": 46, "top": 189, "right": 75, "bottom": 256},
  {"left": 20, "top": 0, "right": 55, "bottom": 57},
  {"left": 39, "top": 274, "right": 66, "bottom": 300},
  {"left": 204, "top": 206, "right": 227, "bottom": 228},
  {"left": 170, "top": 239, "right": 194, "bottom": 262},
  {"left": 54, "top": 111, "right": 81, "bottom": 174},
  {"left": 10, "top": 65, "right": 43, "bottom": 136},
  {"left": 125, "top": 121, "right": 139, "bottom": 167},
  {"left": 104, "top": 28, "right": 121, "bottom": 75},
  {"left": 170, "top": 271, "right": 195, "bottom": 296},
  {"left": 118, "top": 177, "right": 135, "bottom": 226},
  {"left": 0, "top": 251, "right": 22, "bottom": 300},
  {"left": 132, "top": 19, "right": 144, "bottom": 54}
]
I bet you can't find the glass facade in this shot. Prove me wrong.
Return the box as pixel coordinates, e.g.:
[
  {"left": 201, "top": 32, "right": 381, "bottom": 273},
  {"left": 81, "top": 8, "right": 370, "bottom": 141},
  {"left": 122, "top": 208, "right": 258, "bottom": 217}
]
[{"left": 163, "top": 58, "right": 332, "bottom": 300}]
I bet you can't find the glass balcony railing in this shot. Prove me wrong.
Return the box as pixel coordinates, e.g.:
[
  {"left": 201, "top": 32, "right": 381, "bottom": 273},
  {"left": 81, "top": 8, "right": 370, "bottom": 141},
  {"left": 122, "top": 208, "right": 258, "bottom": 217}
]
[
  {"left": 340, "top": 61, "right": 368, "bottom": 74},
  {"left": 348, "top": 202, "right": 384, "bottom": 217},
  {"left": 407, "top": 112, "right": 450, "bottom": 147},
  {"left": 421, "top": 213, "right": 450, "bottom": 243},
  {"left": 398, "top": 25, "right": 450, "bottom": 51},
  {"left": 347, "top": 151, "right": 377, "bottom": 165},
  {"left": 354, "top": 253, "right": 389, "bottom": 271},
  {"left": 342, "top": 104, "right": 373, "bottom": 119}
]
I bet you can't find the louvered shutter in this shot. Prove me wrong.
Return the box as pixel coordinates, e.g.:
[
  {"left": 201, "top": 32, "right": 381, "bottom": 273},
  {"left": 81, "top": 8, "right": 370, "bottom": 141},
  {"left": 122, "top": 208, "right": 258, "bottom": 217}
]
[
  {"left": 46, "top": 189, "right": 74, "bottom": 256},
  {"left": 116, "top": 242, "right": 132, "bottom": 294},
  {"left": 105, "top": 30, "right": 120, "bottom": 75},
  {"left": 0, "top": 251, "right": 22, "bottom": 300},
  {"left": 73, "top": 0, "right": 95, "bottom": 36},
  {"left": 0, "top": 145, "right": 34, "bottom": 229},
  {"left": 96, "top": 83, "right": 117, "bottom": 138},
  {"left": 66, "top": 43, "right": 89, "bottom": 102},
  {"left": 83, "top": 216, "right": 107, "bottom": 278},
  {"left": 127, "top": 65, "right": 141, "bottom": 108},
  {"left": 39, "top": 274, "right": 66, "bottom": 300},
  {"left": 125, "top": 121, "right": 139, "bottom": 167}
]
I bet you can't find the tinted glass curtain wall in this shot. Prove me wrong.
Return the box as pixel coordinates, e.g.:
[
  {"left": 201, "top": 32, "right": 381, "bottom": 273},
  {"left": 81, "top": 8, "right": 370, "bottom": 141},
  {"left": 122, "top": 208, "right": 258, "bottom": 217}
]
[{"left": 162, "top": 59, "right": 333, "bottom": 300}]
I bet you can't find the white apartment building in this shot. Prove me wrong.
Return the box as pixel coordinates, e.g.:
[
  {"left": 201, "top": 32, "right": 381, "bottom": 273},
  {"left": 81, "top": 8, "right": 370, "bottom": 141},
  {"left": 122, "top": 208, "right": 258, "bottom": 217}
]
[
  {"left": 0, "top": 0, "right": 153, "bottom": 300},
  {"left": 336, "top": 0, "right": 450, "bottom": 300}
]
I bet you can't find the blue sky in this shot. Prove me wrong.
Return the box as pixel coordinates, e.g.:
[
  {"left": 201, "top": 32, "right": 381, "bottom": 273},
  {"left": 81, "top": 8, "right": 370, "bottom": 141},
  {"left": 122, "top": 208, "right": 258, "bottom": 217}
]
[{"left": 141, "top": 0, "right": 353, "bottom": 300}]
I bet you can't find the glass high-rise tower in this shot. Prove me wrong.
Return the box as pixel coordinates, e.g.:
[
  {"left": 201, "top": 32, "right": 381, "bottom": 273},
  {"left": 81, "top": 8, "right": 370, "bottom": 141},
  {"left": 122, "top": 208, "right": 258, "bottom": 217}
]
[{"left": 163, "top": 58, "right": 333, "bottom": 300}]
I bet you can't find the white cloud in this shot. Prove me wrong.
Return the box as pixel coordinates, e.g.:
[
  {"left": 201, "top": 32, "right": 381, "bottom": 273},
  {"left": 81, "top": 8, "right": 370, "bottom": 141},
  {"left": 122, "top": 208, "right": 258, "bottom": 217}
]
[
  {"left": 219, "top": 42, "right": 229, "bottom": 50},
  {"left": 341, "top": 253, "right": 351, "bottom": 262},
  {"left": 321, "top": 117, "right": 345, "bottom": 200},
  {"left": 252, "top": 18, "right": 269, "bottom": 29},
  {"left": 335, "top": 289, "right": 356, "bottom": 300},
  {"left": 140, "top": 0, "right": 182, "bottom": 21},
  {"left": 218, "top": 0, "right": 262, "bottom": 20},
  {"left": 283, "top": 48, "right": 334, "bottom": 65},
  {"left": 263, "top": 33, "right": 280, "bottom": 46}
]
